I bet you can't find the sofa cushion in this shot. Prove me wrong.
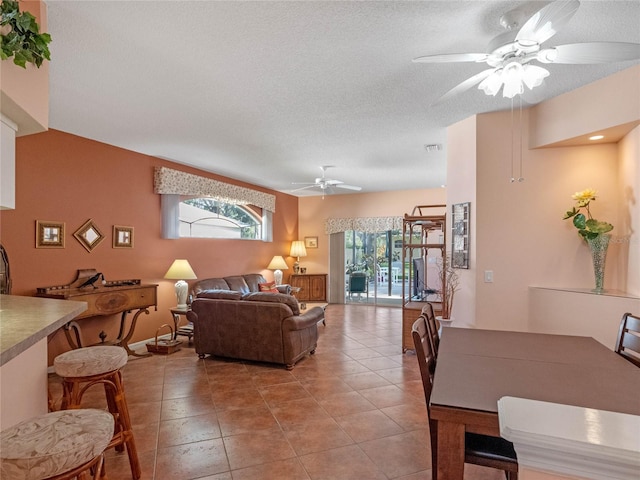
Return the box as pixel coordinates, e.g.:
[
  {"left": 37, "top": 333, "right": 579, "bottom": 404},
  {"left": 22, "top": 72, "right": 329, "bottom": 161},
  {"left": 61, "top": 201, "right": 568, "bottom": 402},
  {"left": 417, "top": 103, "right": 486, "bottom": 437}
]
[
  {"left": 224, "top": 276, "right": 251, "bottom": 294},
  {"left": 192, "top": 278, "right": 230, "bottom": 295},
  {"left": 243, "top": 292, "right": 300, "bottom": 315},
  {"left": 243, "top": 274, "right": 267, "bottom": 292},
  {"left": 259, "top": 281, "right": 279, "bottom": 293},
  {"left": 197, "top": 290, "right": 243, "bottom": 301}
]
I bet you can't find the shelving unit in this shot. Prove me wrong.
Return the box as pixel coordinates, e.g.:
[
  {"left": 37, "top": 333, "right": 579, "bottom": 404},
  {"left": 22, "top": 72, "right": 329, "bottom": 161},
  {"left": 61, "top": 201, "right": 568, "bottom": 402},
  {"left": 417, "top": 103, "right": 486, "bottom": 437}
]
[{"left": 401, "top": 205, "right": 447, "bottom": 352}]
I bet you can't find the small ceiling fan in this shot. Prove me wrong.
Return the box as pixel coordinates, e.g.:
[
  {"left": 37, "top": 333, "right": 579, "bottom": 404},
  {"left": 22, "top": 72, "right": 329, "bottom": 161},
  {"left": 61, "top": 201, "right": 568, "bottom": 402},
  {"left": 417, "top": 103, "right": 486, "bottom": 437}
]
[
  {"left": 291, "top": 166, "right": 362, "bottom": 197},
  {"left": 413, "top": 0, "right": 640, "bottom": 104}
]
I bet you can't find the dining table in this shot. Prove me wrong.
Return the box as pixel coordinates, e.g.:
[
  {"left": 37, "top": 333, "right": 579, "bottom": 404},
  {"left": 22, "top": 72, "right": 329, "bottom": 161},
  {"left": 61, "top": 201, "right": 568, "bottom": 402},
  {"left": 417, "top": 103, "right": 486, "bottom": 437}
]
[{"left": 429, "top": 327, "right": 640, "bottom": 480}]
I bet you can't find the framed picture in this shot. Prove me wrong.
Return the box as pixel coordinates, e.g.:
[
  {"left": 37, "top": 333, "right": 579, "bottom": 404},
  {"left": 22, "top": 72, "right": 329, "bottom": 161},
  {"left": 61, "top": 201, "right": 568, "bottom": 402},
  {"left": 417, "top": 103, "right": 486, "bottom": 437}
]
[
  {"left": 451, "top": 202, "right": 470, "bottom": 269},
  {"left": 73, "top": 219, "right": 105, "bottom": 252},
  {"left": 304, "top": 236, "right": 318, "bottom": 249},
  {"left": 113, "top": 225, "right": 134, "bottom": 248},
  {"left": 36, "top": 221, "right": 65, "bottom": 248}
]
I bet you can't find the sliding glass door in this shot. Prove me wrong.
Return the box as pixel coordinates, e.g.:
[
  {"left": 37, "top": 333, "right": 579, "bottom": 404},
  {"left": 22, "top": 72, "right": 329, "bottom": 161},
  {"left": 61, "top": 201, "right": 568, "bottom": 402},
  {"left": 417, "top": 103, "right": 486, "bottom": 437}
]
[{"left": 344, "top": 229, "right": 402, "bottom": 306}]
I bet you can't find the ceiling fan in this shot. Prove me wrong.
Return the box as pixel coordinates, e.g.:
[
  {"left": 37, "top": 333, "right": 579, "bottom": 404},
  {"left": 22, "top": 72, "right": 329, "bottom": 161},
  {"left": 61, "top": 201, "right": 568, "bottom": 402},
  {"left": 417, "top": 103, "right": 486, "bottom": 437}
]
[
  {"left": 413, "top": 0, "right": 640, "bottom": 104},
  {"left": 291, "top": 166, "right": 362, "bottom": 197}
]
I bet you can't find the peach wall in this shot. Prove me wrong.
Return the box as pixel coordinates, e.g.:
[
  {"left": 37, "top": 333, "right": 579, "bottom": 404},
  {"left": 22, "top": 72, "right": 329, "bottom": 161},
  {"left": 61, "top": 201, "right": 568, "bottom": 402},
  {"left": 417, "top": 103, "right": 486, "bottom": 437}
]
[
  {"left": 474, "top": 108, "right": 620, "bottom": 331},
  {"left": 447, "top": 67, "right": 640, "bottom": 333},
  {"left": 0, "top": 129, "right": 298, "bottom": 363},
  {"left": 297, "top": 188, "right": 446, "bottom": 279},
  {"left": 446, "top": 116, "right": 477, "bottom": 327},
  {"left": 0, "top": 0, "right": 49, "bottom": 135}
]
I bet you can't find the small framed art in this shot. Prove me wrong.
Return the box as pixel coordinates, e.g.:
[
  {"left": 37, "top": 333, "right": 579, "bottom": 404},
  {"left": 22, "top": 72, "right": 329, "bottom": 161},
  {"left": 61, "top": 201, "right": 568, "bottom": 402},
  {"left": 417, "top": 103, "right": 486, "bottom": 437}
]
[
  {"left": 36, "top": 221, "right": 65, "bottom": 248},
  {"left": 304, "top": 236, "right": 318, "bottom": 249},
  {"left": 113, "top": 225, "right": 134, "bottom": 248},
  {"left": 73, "top": 219, "right": 105, "bottom": 253}
]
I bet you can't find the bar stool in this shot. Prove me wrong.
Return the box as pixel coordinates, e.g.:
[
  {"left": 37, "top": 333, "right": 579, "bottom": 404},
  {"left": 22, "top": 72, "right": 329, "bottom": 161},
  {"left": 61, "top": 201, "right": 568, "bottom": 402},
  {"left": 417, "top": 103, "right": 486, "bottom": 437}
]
[
  {"left": 1, "top": 408, "right": 114, "bottom": 480},
  {"left": 54, "top": 346, "right": 141, "bottom": 479}
]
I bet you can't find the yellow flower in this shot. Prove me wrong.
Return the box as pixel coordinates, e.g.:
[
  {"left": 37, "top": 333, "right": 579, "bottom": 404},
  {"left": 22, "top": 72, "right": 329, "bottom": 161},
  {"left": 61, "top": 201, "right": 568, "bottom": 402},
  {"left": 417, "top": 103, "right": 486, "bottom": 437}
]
[{"left": 571, "top": 188, "right": 597, "bottom": 203}]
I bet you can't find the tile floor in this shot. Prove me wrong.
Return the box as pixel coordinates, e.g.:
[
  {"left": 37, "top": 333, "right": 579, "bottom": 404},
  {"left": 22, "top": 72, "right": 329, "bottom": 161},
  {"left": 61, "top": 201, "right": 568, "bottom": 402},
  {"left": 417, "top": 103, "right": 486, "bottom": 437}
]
[{"left": 48, "top": 305, "right": 504, "bottom": 480}]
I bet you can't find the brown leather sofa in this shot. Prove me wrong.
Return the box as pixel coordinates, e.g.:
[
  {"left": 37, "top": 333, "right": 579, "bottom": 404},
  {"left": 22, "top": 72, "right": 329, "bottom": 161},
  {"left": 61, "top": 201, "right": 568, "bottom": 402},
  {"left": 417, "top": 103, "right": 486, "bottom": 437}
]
[{"left": 187, "top": 275, "right": 323, "bottom": 369}]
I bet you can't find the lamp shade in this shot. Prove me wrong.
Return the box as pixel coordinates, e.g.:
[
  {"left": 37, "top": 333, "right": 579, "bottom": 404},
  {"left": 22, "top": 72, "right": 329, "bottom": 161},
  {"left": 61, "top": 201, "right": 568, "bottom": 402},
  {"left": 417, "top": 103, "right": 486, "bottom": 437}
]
[
  {"left": 290, "top": 241, "right": 307, "bottom": 259},
  {"left": 164, "top": 259, "right": 197, "bottom": 280},
  {"left": 267, "top": 256, "right": 288, "bottom": 270},
  {"left": 164, "top": 259, "right": 197, "bottom": 309}
]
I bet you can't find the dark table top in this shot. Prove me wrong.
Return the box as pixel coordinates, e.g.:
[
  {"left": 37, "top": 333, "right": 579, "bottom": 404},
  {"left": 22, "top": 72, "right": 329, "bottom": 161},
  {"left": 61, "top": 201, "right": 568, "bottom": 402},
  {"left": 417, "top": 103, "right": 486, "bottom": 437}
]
[{"left": 431, "top": 328, "right": 640, "bottom": 417}]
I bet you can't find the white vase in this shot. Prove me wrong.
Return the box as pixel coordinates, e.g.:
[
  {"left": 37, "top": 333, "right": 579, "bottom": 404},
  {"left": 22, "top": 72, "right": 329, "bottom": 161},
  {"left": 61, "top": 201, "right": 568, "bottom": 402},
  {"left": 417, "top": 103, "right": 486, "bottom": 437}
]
[{"left": 436, "top": 316, "right": 453, "bottom": 336}]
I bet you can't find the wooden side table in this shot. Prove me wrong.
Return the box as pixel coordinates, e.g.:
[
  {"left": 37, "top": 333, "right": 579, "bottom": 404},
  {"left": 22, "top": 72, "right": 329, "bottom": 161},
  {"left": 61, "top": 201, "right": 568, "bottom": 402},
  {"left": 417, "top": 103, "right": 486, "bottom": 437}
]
[{"left": 170, "top": 307, "right": 193, "bottom": 343}]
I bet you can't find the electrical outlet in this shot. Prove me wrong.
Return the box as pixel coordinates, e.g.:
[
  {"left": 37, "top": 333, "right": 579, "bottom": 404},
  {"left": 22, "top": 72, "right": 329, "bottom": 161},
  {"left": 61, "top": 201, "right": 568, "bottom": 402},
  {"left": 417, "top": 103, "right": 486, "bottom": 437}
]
[{"left": 484, "top": 270, "right": 493, "bottom": 283}]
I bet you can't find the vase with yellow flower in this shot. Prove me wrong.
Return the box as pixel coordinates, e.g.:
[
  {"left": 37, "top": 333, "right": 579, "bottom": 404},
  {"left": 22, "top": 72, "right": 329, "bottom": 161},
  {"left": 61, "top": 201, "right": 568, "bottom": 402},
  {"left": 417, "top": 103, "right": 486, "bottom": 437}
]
[{"left": 563, "top": 188, "right": 613, "bottom": 293}]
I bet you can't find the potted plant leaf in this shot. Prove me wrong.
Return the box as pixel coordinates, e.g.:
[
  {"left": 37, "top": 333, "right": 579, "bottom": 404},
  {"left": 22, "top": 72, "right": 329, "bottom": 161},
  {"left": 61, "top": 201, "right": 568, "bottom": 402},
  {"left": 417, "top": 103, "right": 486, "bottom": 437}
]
[{"left": 1, "top": 0, "right": 51, "bottom": 68}]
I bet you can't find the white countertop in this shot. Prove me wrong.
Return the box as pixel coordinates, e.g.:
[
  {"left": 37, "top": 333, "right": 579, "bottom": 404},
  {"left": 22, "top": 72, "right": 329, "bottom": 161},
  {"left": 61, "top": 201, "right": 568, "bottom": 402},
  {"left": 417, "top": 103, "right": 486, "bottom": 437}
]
[
  {"left": 498, "top": 396, "right": 640, "bottom": 480},
  {"left": 0, "top": 294, "right": 87, "bottom": 365}
]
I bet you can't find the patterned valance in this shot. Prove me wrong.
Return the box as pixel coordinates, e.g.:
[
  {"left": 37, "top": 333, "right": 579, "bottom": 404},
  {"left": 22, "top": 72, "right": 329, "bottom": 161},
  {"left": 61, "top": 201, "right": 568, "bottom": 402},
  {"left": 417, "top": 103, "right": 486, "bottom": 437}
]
[
  {"left": 154, "top": 167, "right": 276, "bottom": 213},
  {"left": 325, "top": 216, "right": 403, "bottom": 234}
]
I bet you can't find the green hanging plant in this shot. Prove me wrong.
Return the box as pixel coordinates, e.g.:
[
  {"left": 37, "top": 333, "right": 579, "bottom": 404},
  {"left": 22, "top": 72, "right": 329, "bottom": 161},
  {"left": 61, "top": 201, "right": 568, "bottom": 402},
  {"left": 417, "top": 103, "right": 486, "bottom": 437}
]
[{"left": 1, "top": 0, "right": 51, "bottom": 68}]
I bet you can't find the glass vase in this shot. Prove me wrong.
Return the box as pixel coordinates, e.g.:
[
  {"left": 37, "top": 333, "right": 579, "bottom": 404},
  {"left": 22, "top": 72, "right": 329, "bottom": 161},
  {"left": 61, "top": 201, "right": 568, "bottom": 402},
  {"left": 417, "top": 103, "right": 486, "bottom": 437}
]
[{"left": 586, "top": 234, "right": 611, "bottom": 293}]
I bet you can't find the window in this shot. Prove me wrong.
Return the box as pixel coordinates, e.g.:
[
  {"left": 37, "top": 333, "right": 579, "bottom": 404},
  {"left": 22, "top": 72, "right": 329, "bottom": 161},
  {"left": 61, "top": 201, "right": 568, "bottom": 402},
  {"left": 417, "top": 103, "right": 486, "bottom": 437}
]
[{"left": 179, "top": 198, "right": 262, "bottom": 239}]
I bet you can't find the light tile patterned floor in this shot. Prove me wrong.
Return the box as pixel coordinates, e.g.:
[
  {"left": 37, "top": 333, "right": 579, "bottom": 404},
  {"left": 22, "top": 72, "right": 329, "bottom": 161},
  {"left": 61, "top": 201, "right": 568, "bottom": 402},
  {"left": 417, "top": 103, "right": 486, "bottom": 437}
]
[{"left": 48, "top": 305, "right": 505, "bottom": 480}]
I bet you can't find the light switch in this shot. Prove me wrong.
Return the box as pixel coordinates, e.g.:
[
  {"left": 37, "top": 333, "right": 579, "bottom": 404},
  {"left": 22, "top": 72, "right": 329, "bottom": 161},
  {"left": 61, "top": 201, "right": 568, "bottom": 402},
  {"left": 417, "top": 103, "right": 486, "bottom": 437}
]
[{"left": 484, "top": 270, "right": 493, "bottom": 283}]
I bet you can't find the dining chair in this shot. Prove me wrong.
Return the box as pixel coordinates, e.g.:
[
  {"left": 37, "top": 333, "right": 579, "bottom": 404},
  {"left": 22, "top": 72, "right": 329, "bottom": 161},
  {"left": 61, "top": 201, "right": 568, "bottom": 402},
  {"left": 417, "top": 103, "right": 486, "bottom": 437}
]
[
  {"left": 615, "top": 312, "right": 640, "bottom": 367},
  {"left": 412, "top": 317, "right": 519, "bottom": 479},
  {"left": 421, "top": 303, "right": 439, "bottom": 357}
]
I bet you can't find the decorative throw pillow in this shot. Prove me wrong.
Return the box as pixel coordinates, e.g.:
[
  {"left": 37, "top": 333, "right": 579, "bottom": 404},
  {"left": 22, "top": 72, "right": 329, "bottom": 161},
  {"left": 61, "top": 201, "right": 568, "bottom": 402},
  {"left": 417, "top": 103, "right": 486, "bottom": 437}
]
[{"left": 258, "top": 281, "right": 279, "bottom": 293}]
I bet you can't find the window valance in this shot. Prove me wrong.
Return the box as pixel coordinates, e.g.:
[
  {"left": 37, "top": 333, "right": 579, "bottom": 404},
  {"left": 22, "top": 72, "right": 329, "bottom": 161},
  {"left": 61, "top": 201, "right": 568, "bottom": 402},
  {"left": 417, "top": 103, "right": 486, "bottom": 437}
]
[
  {"left": 154, "top": 167, "right": 276, "bottom": 213},
  {"left": 325, "top": 216, "right": 403, "bottom": 234}
]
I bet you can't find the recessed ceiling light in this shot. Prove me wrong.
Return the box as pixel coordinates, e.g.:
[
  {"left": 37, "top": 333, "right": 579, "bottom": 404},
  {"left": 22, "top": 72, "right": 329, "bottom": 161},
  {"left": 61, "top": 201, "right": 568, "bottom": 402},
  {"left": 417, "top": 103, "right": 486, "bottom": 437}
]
[
  {"left": 424, "top": 144, "right": 442, "bottom": 152},
  {"left": 589, "top": 135, "right": 604, "bottom": 141}
]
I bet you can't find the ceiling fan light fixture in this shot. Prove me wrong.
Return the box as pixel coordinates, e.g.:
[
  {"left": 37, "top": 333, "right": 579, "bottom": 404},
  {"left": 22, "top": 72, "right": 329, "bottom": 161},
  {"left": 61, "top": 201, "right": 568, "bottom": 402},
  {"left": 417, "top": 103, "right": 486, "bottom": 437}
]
[
  {"left": 478, "top": 70, "right": 503, "bottom": 96},
  {"left": 502, "top": 62, "right": 525, "bottom": 98},
  {"left": 521, "top": 64, "right": 550, "bottom": 90}
]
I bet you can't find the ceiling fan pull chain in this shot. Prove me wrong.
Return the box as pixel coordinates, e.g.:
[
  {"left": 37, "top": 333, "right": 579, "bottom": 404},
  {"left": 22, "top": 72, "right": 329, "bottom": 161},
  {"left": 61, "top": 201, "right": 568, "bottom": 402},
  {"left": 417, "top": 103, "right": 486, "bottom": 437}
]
[
  {"left": 510, "top": 98, "right": 515, "bottom": 183},
  {"left": 518, "top": 96, "right": 524, "bottom": 182}
]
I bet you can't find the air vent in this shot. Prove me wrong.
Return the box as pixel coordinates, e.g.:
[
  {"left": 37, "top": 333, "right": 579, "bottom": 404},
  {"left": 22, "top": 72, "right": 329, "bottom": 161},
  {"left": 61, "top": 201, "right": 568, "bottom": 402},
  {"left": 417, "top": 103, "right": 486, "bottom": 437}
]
[{"left": 424, "top": 144, "right": 441, "bottom": 153}]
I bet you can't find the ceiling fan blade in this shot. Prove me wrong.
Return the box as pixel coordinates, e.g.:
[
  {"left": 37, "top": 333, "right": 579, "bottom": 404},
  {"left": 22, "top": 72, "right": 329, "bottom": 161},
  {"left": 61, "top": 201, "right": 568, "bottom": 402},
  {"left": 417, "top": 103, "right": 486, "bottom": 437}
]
[
  {"left": 325, "top": 179, "right": 344, "bottom": 186},
  {"left": 432, "top": 68, "right": 496, "bottom": 106},
  {"left": 538, "top": 42, "right": 640, "bottom": 64},
  {"left": 335, "top": 184, "right": 362, "bottom": 191},
  {"left": 290, "top": 185, "right": 318, "bottom": 193},
  {"left": 412, "top": 53, "right": 489, "bottom": 64},
  {"left": 516, "top": 0, "right": 580, "bottom": 45}
]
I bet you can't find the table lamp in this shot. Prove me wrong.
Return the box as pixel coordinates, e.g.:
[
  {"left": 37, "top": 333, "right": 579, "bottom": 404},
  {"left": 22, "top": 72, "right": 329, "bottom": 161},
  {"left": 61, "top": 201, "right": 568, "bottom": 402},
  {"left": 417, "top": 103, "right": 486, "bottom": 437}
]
[
  {"left": 290, "top": 241, "right": 307, "bottom": 274},
  {"left": 164, "top": 259, "right": 197, "bottom": 309},
  {"left": 267, "top": 255, "right": 288, "bottom": 285}
]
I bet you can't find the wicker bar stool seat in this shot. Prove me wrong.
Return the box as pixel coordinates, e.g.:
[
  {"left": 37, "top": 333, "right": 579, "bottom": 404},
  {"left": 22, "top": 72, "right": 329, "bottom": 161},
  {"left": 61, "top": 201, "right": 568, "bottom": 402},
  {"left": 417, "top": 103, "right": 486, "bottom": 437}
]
[
  {"left": 54, "top": 346, "right": 140, "bottom": 479},
  {"left": 0, "top": 409, "right": 114, "bottom": 480}
]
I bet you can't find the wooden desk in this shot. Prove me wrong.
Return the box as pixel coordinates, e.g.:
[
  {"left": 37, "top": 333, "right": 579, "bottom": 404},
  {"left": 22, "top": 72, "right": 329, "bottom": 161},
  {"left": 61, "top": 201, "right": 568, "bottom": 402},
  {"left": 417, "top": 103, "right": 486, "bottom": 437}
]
[
  {"left": 36, "top": 281, "right": 157, "bottom": 357},
  {"left": 430, "top": 328, "right": 640, "bottom": 479}
]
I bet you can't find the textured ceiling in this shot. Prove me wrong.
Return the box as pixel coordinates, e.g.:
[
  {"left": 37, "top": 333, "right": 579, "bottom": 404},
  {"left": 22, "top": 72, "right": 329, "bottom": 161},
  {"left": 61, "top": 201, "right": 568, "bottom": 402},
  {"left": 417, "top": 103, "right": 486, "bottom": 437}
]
[{"left": 45, "top": 1, "right": 640, "bottom": 196}]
